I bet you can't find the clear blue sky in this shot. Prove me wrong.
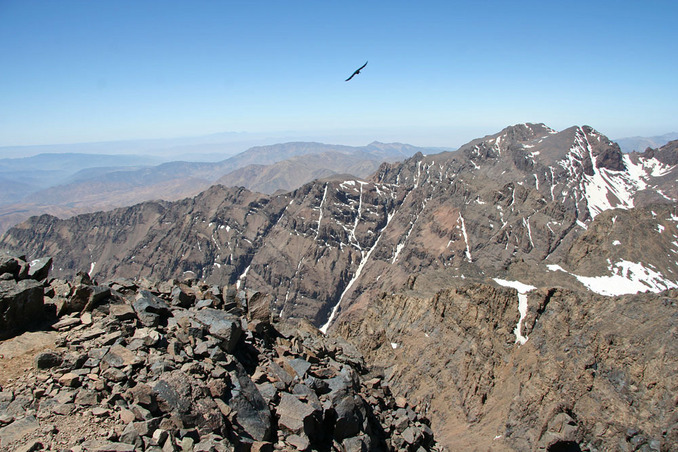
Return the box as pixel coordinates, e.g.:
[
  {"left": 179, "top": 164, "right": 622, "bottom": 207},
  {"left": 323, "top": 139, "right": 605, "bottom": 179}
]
[{"left": 1, "top": 0, "right": 676, "bottom": 148}]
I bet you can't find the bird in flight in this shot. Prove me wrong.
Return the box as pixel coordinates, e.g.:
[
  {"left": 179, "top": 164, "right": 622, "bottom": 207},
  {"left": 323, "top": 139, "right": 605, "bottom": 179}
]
[{"left": 345, "top": 61, "right": 368, "bottom": 81}]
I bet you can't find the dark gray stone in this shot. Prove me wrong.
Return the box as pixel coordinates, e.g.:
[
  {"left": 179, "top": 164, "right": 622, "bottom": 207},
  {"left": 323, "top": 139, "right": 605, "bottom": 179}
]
[
  {"left": 0, "top": 279, "right": 44, "bottom": 340},
  {"left": 133, "top": 291, "right": 172, "bottom": 327},
  {"left": 34, "top": 350, "right": 62, "bottom": 369},
  {"left": 193, "top": 308, "right": 242, "bottom": 353},
  {"left": 226, "top": 360, "right": 271, "bottom": 441},
  {"left": 276, "top": 393, "right": 321, "bottom": 440},
  {"left": 333, "top": 395, "right": 363, "bottom": 442}
]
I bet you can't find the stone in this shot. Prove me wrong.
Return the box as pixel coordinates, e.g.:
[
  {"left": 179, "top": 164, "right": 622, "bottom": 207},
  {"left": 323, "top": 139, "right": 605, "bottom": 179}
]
[
  {"left": 80, "top": 440, "right": 136, "bottom": 451},
  {"left": 152, "top": 371, "right": 225, "bottom": 433},
  {"left": 226, "top": 360, "right": 272, "bottom": 442},
  {"left": 247, "top": 292, "right": 273, "bottom": 324},
  {"left": 401, "top": 426, "right": 422, "bottom": 445},
  {"left": 133, "top": 291, "right": 172, "bottom": 327},
  {"left": 0, "top": 279, "right": 44, "bottom": 340},
  {"left": 276, "top": 393, "right": 321, "bottom": 440},
  {"left": 58, "top": 372, "right": 81, "bottom": 388},
  {"left": 341, "top": 436, "right": 368, "bottom": 452},
  {"left": 193, "top": 309, "right": 242, "bottom": 353},
  {"left": 34, "top": 350, "right": 62, "bottom": 369},
  {"left": 27, "top": 257, "right": 52, "bottom": 281},
  {"left": 102, "top": 344, "right": 143, "bottom": 368},
  {"left": 15, "top": 439, "right": 44, "bottom": 452},
  {"left": 250, "top": 441, "right": 274, "bottom": 452},
  {"left": 51, "top": 316, "right": 81, "bottom": 331},
  {"left": 171, "top": 285, "right": 195, "bottom": 308},
  {"left": 286, "top": 433, "right": 310, "bottom": 451},
  {"left": 109, "top": 304, "right": 136, "bottom": 321},
  {"left": 284, "top": 358, "right": 311, "bottom": 380},
  {"left": 333, "top": 395, "right": 363, "bottom": 442},
  {"left": 0, "top": 253, "right": 20, "bottom": 278},
  {"left": 0, "top": 414, "right": 39, "bottom": 445}
]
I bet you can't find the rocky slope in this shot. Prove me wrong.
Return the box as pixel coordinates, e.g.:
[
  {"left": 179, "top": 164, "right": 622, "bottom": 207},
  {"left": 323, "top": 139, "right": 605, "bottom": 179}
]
[
  {"left": 0, "top": 254, "right": 441, "bottom": 451},
  {"left": 336, "top": 282, "right": 678, "bottom": 451}
]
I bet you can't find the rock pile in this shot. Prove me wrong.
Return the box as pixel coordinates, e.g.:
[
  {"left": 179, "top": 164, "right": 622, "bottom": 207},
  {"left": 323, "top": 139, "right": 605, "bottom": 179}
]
[{"left": 0, "top": 257, "right": 440, "bottom": 451}]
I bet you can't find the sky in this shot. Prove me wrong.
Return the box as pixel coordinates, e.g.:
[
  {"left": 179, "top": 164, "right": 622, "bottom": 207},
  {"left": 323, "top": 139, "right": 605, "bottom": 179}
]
[{"left": 1, "top": 0, "right": 677, "bottom": 150}]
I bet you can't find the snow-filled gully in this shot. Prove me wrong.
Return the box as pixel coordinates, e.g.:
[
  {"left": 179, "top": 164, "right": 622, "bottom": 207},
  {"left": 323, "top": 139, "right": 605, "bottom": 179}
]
[{"left": 493, "top": 278, "right": 536, "bottom": 345}]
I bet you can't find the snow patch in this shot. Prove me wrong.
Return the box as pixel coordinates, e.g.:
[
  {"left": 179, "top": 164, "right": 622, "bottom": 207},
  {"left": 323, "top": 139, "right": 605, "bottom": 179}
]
[
  {"left": 547, "top": 261, "right": 677, "bottom": 296},
  {"left": 493, "top": 278, "right": 536, "bottom": 345},
  {"left": 575, "top": 260, "right": 678, "bottom": 296},
  {"left": 458, "top": 213, "right": 472, "bottom": 262},
  {"left": 236, "top": 265, "right": 250, "bottom": 290}
]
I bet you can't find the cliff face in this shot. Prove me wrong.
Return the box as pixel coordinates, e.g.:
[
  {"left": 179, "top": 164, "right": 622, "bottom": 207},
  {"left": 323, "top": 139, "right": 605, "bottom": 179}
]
[
  {"left": 4, "top": 124, "right": 677, "bottom": 331},
  {"left": 337, "top": 283, "right": 678, "bottom": 451}
]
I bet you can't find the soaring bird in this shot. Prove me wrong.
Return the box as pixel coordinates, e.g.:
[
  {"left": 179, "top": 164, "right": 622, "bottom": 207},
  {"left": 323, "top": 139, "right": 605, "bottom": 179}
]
[{"left": 345, "top": 61, "right": 368, "bottom": 81}]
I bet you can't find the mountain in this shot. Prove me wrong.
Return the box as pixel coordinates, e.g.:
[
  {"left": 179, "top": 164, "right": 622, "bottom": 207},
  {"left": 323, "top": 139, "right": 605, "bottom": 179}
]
[
  {"left": 0, "top": 141, "right": 427, "bottom": 235},
  {"left": 614, "top": 132, "right": 678, "bottom": 153},
  {"left": 2, "top": 123, "right": 677, "bottom": 450},
  {"left": 3, "top": 124, "right": 676, "bottom": 321}
]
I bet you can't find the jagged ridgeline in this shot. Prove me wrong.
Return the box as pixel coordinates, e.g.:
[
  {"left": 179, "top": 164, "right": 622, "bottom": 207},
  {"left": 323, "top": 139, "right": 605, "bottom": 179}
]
[
  {"left": 1, "top": 123, "right": 678, "bottom": 451},
  {"left": 2, "top": 124, "right": 677, "bottom": 327}
]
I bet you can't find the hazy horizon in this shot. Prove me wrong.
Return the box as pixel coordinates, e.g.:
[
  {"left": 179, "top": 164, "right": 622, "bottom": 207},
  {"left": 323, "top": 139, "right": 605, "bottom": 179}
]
[{"left": 1, "top": 1, "right": 676, "bottom": 151}]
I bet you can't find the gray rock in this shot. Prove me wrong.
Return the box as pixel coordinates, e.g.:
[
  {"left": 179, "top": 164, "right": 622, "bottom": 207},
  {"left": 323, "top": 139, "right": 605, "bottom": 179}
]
[
  {"left": 133, "top": 291, "right": 172, "bottom": 327},
  {"left": 226, "top": 360, "right": 271, "bottom": 442},
  {"left": 171, "top": 285, "right": 194, "bottom": 308},
  {"left": 34, "top": 350, "right": 62, "bottom": 369},
  {"left": 0, "top": 414, "right": 39, "bottom": 446},
  {"left": 333, "top": 395, "right": 364, "bottom": 442},
  {"left": 0, "top": 279, "right": 44, "bottom": 340},
  {"left": 276, "top": 393, "right": 321, "bottom": 440},
  {"left": 193, "top": 308, "right": 242, "bottom": 353},
  {"left": 0, "top": 253, "right": 20, "bottom": 278},
  {"left": 27, "top": 256, "right": 52, "bottom": 281},
  {"left": 109, "top": 303, "right": 136, "bottom": 320},
  {"left": 153, "top": 370, "right": 225, "bottom": 434},
  {"left": 287, "top": 358, "right": 312, "bottom": 379},
  {"left": 341, "top": 436, "right": 368, "bottom": 452}
]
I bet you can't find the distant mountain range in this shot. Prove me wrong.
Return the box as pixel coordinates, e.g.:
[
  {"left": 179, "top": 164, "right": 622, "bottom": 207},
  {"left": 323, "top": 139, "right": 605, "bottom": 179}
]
[
  {"left": 614, "top": 132, "right": 678, "bottom": 152},
  {"left": 0, "top": 141, "right": 434, "bottom": 234}
]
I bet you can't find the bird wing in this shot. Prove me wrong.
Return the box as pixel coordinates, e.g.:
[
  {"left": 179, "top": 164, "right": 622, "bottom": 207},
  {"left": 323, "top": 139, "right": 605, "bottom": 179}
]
[{"left": 345, "top": 61, "right": 368, "bottom": 81}]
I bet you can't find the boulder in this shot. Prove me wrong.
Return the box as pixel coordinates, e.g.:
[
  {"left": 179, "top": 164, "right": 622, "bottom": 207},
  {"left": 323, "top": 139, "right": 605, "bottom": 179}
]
[
  {"left": 133, "top": 291, "right": 172, "bottom": 327},
  {"left": 276, "top": 393, "right": 322, "bottom": 440},
  {"left": 226, "top": 360, "right": 271, "bottom": 442},
  {"left": 27, "top": 257, "right": 52, "bottom": 281},
  {"left": 193, "top": 309, "right": 242, "bottom": 353},
  {"left": 0, "top": 279, "right": 44, "bottom": 339}
]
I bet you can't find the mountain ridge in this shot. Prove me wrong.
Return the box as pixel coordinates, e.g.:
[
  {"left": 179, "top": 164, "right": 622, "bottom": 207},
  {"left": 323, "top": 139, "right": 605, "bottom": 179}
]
[{"left": 2, "top": 123, "right": 676, "bottom": 326}]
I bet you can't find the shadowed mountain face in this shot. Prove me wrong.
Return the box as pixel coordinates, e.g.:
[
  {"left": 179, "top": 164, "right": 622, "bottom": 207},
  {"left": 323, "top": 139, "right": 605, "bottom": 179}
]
[{"left": 2, "top": 123, "right": 677, "bottom": 451}]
